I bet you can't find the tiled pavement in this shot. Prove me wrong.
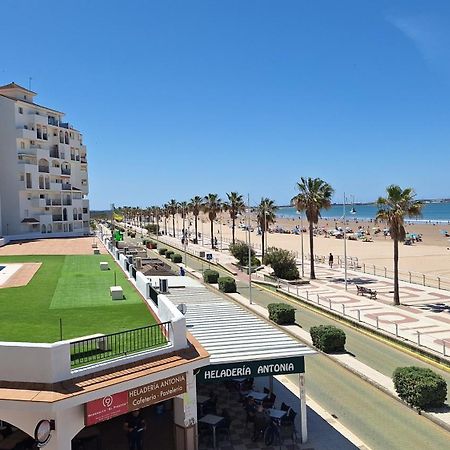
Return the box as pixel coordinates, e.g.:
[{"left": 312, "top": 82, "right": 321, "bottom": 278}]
[{"left": 156, "top": 231, "right": 450, "bottom": 359}]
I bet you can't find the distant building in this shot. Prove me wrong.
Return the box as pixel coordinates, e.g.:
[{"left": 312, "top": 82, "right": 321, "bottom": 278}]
[{"left": 0, "top": 82, "right": 89, "bottom": 238}]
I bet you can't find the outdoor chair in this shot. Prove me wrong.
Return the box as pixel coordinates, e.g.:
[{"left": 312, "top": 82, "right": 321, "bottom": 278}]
[
  {"left": 263, "top": 392, "right": 276, "bottom": 409},
  {"left": 280, "top": 402, "right": 290, "bottom": 412}
]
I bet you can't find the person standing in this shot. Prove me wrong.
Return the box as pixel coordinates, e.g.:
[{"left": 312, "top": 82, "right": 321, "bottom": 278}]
[
  {"left": 124, "top": 410, "right": 146, "bottom": 450},
  {"left": 328, "top": 252, "right": 334, "bottom": 269}
]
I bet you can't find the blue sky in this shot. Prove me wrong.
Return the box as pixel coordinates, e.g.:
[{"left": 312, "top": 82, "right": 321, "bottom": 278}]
[{"left": 2, "top": 0, "right": 450, "bottom": 208}]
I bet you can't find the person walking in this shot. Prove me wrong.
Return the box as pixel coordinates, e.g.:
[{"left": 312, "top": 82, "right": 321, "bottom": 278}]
[
  {"left": 124, "top": 410, "right": 146, "bottom": 450},
  {"left": 328, "top": 252, "right": 334, "bottom": 269}
]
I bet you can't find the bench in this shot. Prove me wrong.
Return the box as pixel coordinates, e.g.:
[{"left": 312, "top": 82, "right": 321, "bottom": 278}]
[{"left": 356, "top": 285, "right": 377, "bottom": 299}]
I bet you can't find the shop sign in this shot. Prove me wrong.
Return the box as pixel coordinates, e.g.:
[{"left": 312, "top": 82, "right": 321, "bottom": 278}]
[
  {"left": 195, "top": 357, "right": 304, "bottom": 382},
  {"left": 85, "top": 373, "right": 187, "bottom": 426}
]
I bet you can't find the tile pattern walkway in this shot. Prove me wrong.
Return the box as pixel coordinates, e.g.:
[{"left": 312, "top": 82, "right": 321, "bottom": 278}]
[{"left": 0, "top": 263, "right": 41, "bottom": 288}]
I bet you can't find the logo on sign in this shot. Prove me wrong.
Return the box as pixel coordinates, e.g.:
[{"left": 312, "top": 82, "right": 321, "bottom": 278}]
[{"left": 102, "top": 396, "right": 113, "bottom": 408}]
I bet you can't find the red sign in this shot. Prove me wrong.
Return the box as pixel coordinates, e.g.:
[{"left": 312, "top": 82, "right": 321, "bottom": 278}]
[
  {"left": 85, "top": 391, "right": 128, "bottom": 426},
  {"left": 84, "top": 373, "right": 187, "bottom": 426}
]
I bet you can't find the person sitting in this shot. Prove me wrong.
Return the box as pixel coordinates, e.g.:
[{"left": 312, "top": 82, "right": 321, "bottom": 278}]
[
  {"left": 124, "top": 410, "right": 146, "bottom": 450},
  {"left": 252, "top": 405, "right": 270, "bottom": 441}
]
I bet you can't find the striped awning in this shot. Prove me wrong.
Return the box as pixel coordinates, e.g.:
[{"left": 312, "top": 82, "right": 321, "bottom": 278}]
[{"left": 164, "top": 283, "right": 315, "bottom": 365}]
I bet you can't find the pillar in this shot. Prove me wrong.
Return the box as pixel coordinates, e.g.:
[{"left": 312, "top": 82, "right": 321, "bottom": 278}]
[
  {"left": 173, "top": 371, "right": 198, "bottom": 450},
  {"left": 299, "top": 373, "right": 307, "bottom": 443}
]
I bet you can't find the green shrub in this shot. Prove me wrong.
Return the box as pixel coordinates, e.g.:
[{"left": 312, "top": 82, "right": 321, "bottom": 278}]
[
  {"left": 218, "top": 277, "right": 237, "bottom": 293},
  {"left": 159, "top": 248, "right": 167, "bottom": 255},
  {"left": 171, "top": 253, "right": 182, "bottom": 263},
  {"left": 165, "top": 250, "right": 174, "bottom": 259},
  {"left": 310, "top": 325, "right": 346, "bottom": 353},
  {"left": 264, "top": 247, "right": 299, "bottom": 280},
  {"left": 203, "top": 269, "right": 220, "bottom": 284},
  {"left": 393, "top": 367, "right": 447, "bottom": 410},
  {"left": 142, "top": 239, "right": 148, "bottom": 245},
  {"left": 229, "top": 241, "right": 256, "bottom": 265},
  {"left": 267, "top": 303, "right": 295, "bottom": 325}
]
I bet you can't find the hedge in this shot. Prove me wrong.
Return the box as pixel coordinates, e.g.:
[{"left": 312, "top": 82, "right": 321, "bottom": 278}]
[
  {"left": 159, "top": 248, "right": 167, "bottom": 255},
  {"left": 171, "top": 253, "right": 183, "bottom": 263},
  {"left": 393, "top": 366, "right": 447, "bottom": 410},
  {"left": 203, "top": 269, "right": 219, "bottom": 284},
  {"left": 267, "top": 303, "right": 295, "bottom": 325},
  {"left": 165, "top": 250, "right": 174, "bottom": 259},
  {"left": 218, "top": 277, "right": 237, "bottom": 293},
  {"left": 310, "top": 325, "right": 346, "bottom": 353}
]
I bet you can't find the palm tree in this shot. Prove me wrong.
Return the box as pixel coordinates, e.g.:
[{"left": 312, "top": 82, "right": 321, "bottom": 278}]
[
  {"left": 189, "top": 196, "right": 203, "bottom": 244},
  {"left": 162, "top": 204, "right": 170, "bottom": 235},
  {"left": 167, "top": 199, "right": 178, "bottom": 237},
  {"left": 376, "top": 185, "right": 423, "bottom": 305},
  {"left": 153, "top": 206, "right": 161, "bottom": 236},
  {"left": 291, "top": 177, "right": 334, "bottom": 279},
  {"left": 179, "top": 201, "right": 189, "bottom": 240},
  {"left": 202, "top": 194, "right": 222, "bottom": 249},
  {"left": 224, "top": 192, "right": 246, "bottom": 245},
  {"left": 256, "top": 198, "right": 277, "bottom": 259}
]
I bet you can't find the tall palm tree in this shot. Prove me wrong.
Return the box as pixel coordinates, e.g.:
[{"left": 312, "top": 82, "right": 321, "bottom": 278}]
[
  {"left": 376, "top": 185, "right": 423, "bottom": 305},
  {"left": 162, "top": 204, "right": 170, "bottom": 235},
  {"left": 153, "top": 206, "right": 161, "bottom": 235},
  {"left": 189, "top": 196, "right": 203, "bottom": 244},
  {"left": 256, "top": 198, "right": 277, "bottom": 259},
  {"left": 202, "top": 194, "right": 222, "bottom": 249},
  {"left": 291, "top": 177, "right": 334, "bottom": 279},
  {"left": 224, "top": 192, "right": 246, "bottom": 245},
  {"left": 167, "top": 199, "right": 178, "bottom": 237},
  {"left": 179, "top": 201, "right": 189, "bottom": 240}
]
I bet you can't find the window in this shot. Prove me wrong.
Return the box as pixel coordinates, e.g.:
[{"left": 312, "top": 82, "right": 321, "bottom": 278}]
[
  {"left": 20, "top": 142, "right": 25, "bottom": 149},
  {"left": 43, "top": 126, "right": 48, "bottom": 140},
  {"left": 18, "top": 107, "right": 23, "bottom": 114}
]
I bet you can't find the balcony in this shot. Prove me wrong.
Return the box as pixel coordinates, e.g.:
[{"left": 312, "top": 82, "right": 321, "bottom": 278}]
[
  {"left": 62, "top": 183, "right": 72, "bottom": 191},
  {"left": 31, "top": 198, "right": 48, "bottom": 208},
  {"left": 16, "top": 127, "right": 36, "bottom": 140},
  {"left": 38, "top": 165, "right": 49, "bottom": 173},
  {"left": 51, "top": 199, "right": 62, "bottom": 206},
  {"left": 30, "top": 113, "right": 48, "bottom": 127},
  {"left": 52, "top": 215, "right": 63, "bottom": 222},
  {"left": 63, "top": 199, "right": 72, "bottom": 206},
  {"left": 61, "top": 168, "right": 71, "bottom": 175},
  {"left": 80, "top": 156, "right": 87, "bottom": 163}
]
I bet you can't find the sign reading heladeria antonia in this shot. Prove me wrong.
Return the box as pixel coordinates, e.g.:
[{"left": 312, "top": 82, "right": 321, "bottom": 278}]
[
  {"left": 85, "top": 373, "right": 187, "bottom": 426},
  {"left": 195, "top": 357, "right": 304, "bottom": 382}
]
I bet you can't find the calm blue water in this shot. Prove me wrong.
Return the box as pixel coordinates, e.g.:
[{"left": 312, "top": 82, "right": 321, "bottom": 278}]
[
  {"left": 277, "top": 202, "right": 450, "bottom": 223},
  {"left": 0, "top": 266, "right": 4, "bottom": 272}
]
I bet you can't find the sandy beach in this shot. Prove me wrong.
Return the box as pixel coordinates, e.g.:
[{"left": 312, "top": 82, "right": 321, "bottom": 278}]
[{"left": 166, "top": 213, "right": 450, "bottom": 281}]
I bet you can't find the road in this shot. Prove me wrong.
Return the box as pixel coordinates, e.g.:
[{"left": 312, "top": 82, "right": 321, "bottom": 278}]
[{"left": 128, "top": 235, "right": 450, "bottom": 449}]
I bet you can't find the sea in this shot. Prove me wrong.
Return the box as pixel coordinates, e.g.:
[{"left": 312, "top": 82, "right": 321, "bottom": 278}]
[{"left": 277, "top": 202, "right": 450, "bottom": 224}]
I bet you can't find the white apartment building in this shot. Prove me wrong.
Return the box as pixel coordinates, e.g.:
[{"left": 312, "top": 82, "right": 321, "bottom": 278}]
[{"left": 0, "top": 82, "right": 89, "bottom": 239}]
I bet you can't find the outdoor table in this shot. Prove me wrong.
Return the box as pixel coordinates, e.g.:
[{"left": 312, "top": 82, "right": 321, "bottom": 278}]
[
  {"left": 268, "top": 408, "right": 287, "bottom": 422},
  {"left": 198, "top": 414, "right": 224, "bottom": 449},
  {"left": 247, "top": 390, "right": 268, "bottom": 402}
]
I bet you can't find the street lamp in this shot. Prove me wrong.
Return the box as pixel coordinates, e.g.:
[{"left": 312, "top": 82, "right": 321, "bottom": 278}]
[
  {"left": 247, "top": 194, "right": 253, "bottom": 305},
  {"left": 342, "top": 193, "right": 355, "bottom": 291},
  {"left": 299, "top": 212, "right": 305, "bottom": 278}
]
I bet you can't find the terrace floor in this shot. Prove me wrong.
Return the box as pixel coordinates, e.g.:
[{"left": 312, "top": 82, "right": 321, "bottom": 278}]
[{"left": 0, "top": 253, "right": 155, "bottom": 343}]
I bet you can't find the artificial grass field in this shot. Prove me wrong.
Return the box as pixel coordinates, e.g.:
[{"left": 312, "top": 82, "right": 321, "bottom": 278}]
[{"left": 0, "top": 254, "right": 155, "bottom": 343}]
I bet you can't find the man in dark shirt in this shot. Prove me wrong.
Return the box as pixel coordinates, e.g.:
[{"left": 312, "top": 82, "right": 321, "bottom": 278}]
[{"left": 124, "top": 410, "right": 146, "bottom": 450}]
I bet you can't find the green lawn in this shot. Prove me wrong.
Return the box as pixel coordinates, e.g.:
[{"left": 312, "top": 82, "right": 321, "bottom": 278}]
[{"left": 0, "top": 254, "right": 155, "bottom": 343}]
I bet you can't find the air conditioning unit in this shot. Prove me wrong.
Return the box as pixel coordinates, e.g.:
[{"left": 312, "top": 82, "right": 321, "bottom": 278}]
[{"left": 159, "top": 278, "right": 168, "bottom": 294}]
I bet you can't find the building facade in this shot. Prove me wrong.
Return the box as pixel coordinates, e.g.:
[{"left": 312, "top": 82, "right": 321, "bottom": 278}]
[{"left": 0, "top": 82, "right": 89, "bottom": 238}]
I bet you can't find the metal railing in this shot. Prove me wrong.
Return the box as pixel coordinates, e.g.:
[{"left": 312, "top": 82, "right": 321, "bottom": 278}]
[
  {"left": 274, "top": 280, "right": 450, "bottom": 358},
  {"left": 305, "top": 253, "right": 450, "bottom": 291},
  {"left": 70, "top": 322, "right": 171, "bottom": 368},
  {"left": 38, "top": 165, "right": 49, "bottom": 173}
]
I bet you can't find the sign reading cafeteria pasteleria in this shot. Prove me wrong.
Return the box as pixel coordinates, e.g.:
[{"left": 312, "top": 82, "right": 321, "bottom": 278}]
[
  {"left": 195, "top": 357, "right": 304, "bottom": 382},
  {"left": 85, "top": 373, "right": 187, "bottom": 426}
]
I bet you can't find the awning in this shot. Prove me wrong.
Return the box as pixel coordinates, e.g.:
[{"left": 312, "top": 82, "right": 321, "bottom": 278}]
[{"left": 161, "top": 279, "right": 315, "bottom": 373}]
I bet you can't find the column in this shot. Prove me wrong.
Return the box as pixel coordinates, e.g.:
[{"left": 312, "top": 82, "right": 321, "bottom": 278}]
[
  {"left": 299, "top": 373, "right": 307, "bottom": 443},
  {"left": 173, "top": 371, "right": 198, "bottom": 450}
]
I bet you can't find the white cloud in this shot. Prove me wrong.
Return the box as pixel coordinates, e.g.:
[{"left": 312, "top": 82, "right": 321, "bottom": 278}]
[{"left": 387, "top": 13, "right": 450, "bottom": 69}]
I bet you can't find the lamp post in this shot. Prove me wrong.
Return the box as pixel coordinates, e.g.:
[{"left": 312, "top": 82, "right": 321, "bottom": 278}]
[
  {"left": 247, "top": 194, "right": 253, "bottom": 305},
  {"left": 300, "top": 212, "right": 304, "bottom": 278},
  {"left": 201, "top": 220, "right": 204, "bottom": 246},
  {"left": 182, "top": 207, "right": 187, "bottom": 266}
]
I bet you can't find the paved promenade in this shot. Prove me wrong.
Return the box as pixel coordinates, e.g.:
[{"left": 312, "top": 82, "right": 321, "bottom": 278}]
[{"left": 156, "top": 232, "right": 450, "bottom": 360}]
